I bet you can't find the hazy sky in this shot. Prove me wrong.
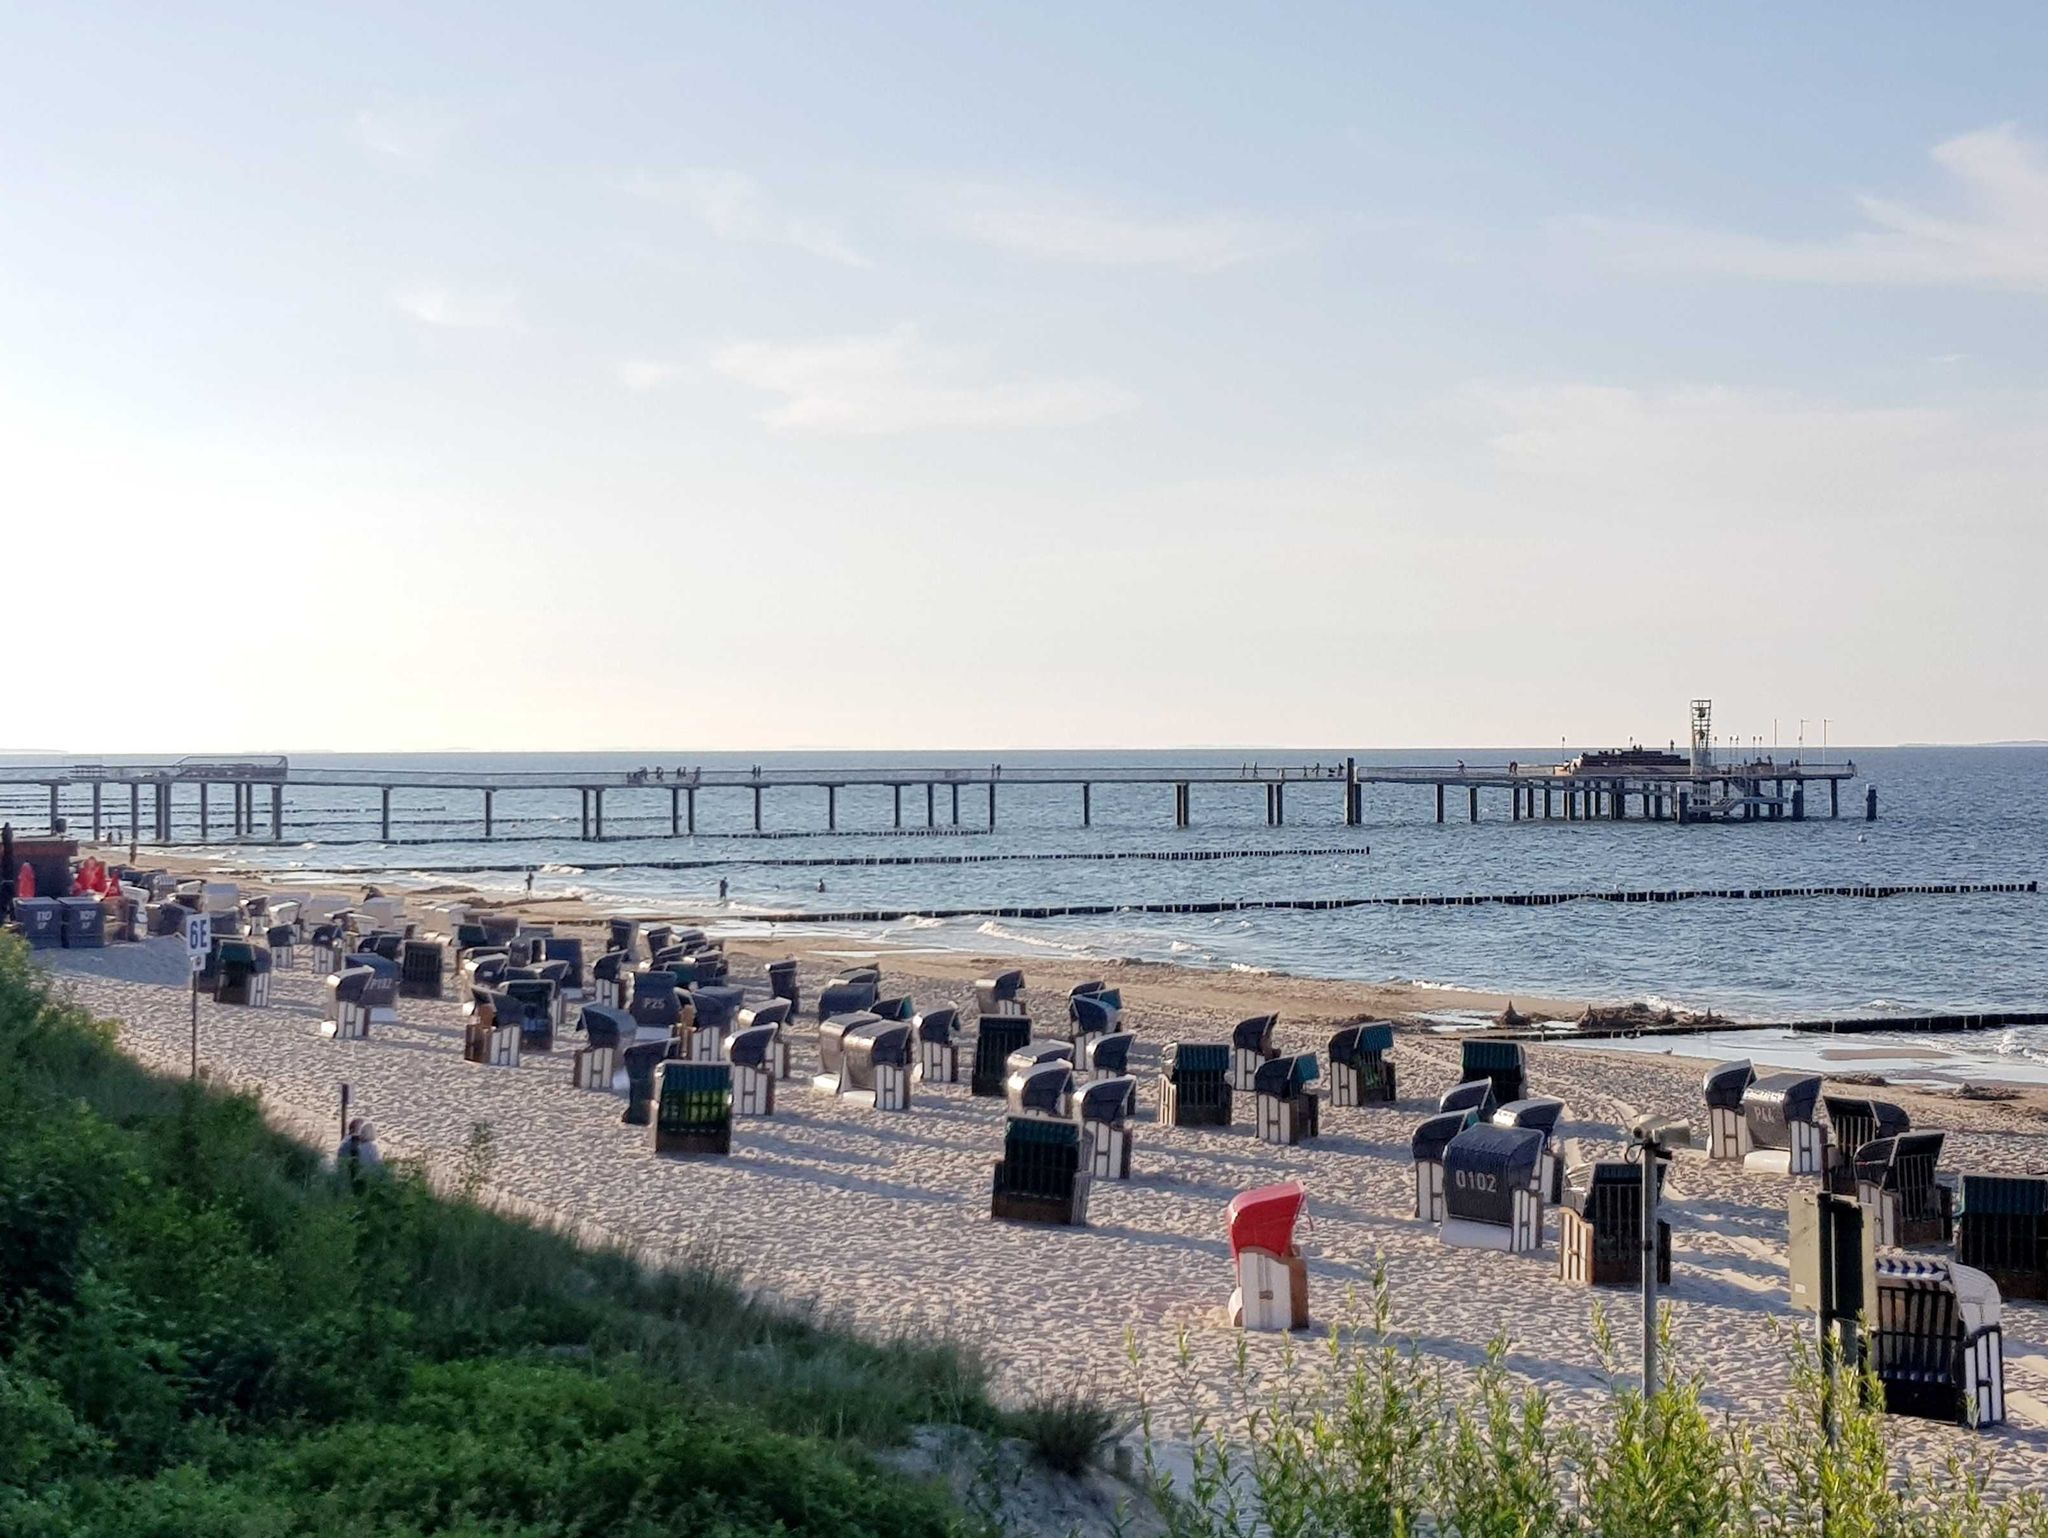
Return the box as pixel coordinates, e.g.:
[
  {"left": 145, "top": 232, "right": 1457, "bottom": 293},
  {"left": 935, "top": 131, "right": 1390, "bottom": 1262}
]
[{"left": 6, "top": 4, "right": 2046, "bottom": 753}]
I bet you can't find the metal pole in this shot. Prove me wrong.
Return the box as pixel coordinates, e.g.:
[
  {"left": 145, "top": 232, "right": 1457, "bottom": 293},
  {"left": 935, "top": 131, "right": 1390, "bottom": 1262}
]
[
  {"left": 1640, "top": 1135, "right": 1658, "bottom": 1397},
  {"left": 190, "top": 974, "right": 200, "bottom": 1079},
  {"left": 339, "top": 1082, "right": 351, "bottom": 1143}
]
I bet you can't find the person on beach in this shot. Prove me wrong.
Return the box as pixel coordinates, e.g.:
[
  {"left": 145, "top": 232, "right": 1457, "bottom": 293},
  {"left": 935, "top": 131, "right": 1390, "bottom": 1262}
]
[
  {"left": 717, "top": 878, "right": 728, "bottom": 901},
  {"left": 337, "top": 1118, "right": 382, "bottom": 1184},
  {"left": 524, "top": 868, "right": 535, "bottom": 897}
]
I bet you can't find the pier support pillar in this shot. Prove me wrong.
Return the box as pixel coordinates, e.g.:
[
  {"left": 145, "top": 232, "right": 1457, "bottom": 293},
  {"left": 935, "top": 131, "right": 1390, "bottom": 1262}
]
[
  {"left": 1274, "top": 782, "right": 1285, "bottom": 825},
  {"left": 579, "top": 788, "right": 589, "bottom": 841},
  {"left": 1792, "top": 784, "right": 1806, "bottom": 821},
  {"left": 1773, "top": 779, "right": 1784, "bottom": 821},
  {"left": 154, "top": 783, "right": 166, "bottom": 841},
  {"left": 1082, "top": 783, "right": 1091, "bottom": 826},
  {"left": 893, "top": 784, "right": 902, "bottom": 829},
  {"left": 1343, "top": 757, "right": 1359, "bottom": 827},
  {"left": 752, "top": 785, "right": 762, "bottom": 833},
  {"left": 1866, "top": 785, "right": 1878, "bottom": 822},
  {"left": 670, "top": 786, "right": 680, "bottom": 836},
  {"left": 91, "top": 783, "right": 102, "bottom": 840},
  {"left": 199, "top": 782, "right": 209, "bottom": 841},
  {"left": 1435, "top": 784, "right": 1445, "bottom": 823},
  {"left": 1544, "top": 785, "right": 1553, "bottom": 819},
  {"left": 827, "top": 785, "right": 837, "bottom": 832},
  {"left": 485, "top": 789, "right": 495, "bottom": 839},
  {"left": 1511, "top": 786, "right": 1521, "bottom": 822},
  {"left": 270, "top": 784, "right": 281, "bottom": 841},
  {"left": 1468, "top": 786, "right": 1479, "bottom": 823},
  {"left": 1172, "top": 782, "right": 1191, "bottom": 828},
  {"left": 951, "top": 784, "right": 959, "bottom": 826},
  {"left": 1831, "top": 779, "right": 1839, "bottom": 819},
  {"left": 926, "top": 783, "right": 935, "bottom": 829},
  {"left": 129, "top": 783, "right": 140, "bottom": 843},
  {"left": 593, "top": 788, "right": 604, "bottom": 841},
  {"left": 988, "top": 783, "right": 996, "bottom": 830},
  {"left": 379, "top": 786, "right": 390, "bottom": 842}
]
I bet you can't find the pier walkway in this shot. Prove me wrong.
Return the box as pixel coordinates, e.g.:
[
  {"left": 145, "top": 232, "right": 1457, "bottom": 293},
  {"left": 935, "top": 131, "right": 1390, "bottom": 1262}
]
[{"left": 0, "top": 755, "right": 1862, "bottom": 845}]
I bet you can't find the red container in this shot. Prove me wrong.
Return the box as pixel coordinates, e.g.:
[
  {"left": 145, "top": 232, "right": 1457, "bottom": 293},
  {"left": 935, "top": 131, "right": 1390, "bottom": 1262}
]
[{"left": 1225, "top": 1181, "right": 1305, "bottom": 1258}]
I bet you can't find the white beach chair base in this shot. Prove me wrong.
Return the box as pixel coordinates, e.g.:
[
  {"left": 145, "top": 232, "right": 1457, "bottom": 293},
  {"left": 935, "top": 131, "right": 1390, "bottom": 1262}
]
[
  {"left": 595, "top": 980, "right": 627, "bottom": 1010},
  {"left": 1414, "top": 1160, "right": 1446, "bottom": 1223},
  {"left": 769, "top": 1038, "right": 791, "bottom": 1079},
  {"left": 1255, "top": 1095, "right": 1315, "bottom": 1146},
  {"left": 734, "top": 1063, "right": 776, "bottom": 1116},
  {"left": 572, "top": 1045, "right": 617, "bottom": 1091},
  {"left": 681, "top": 1026, "right": 724, "bottom": 1064},
  {"left": 839, "top": 1065, "right": 911, "bottom": 1111},
  {"left": 1231, "top": 1248, "right": 1308, "bottom": 1331},
  {"left": 1085, "top": 1121, "right": 1132, "bottom": 1180},
  {"left": 1708, "top": 1106, "right": 1750, "bottom": 1161},
  {"left": 1070, "top": 1030, "right": 1104, "bottom": 1070},
  {"left": 323, "top": 1003, "right": 370, "bottom": 1041},
  {"left": 1441, "top": 1191, "right": 1545, "bottom": 1253},
  {"left": 1228, "top": 1048, "right": 1266, "bottom": 1094},
  {"left": 1330, "top": 1062, "right": 1361, "bottom": 1109},
  {"left": 916, "top": 1041, "right": 957, "bottom": 1084},
  {"left": 273, "top": 944, "right": 296, "bottom": 970},
  {"left": 487, "top": 1024, "right": 521, "bottom": 1067},
  {"left": 1745, "top": 1123, "right": 1824, "bottom": 1177}
]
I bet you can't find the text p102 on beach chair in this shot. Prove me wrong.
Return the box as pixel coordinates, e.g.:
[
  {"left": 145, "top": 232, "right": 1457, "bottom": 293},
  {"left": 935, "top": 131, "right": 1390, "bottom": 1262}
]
[{"left": 1439, "top": 1124, "right": 1546, "bottom": 1254}]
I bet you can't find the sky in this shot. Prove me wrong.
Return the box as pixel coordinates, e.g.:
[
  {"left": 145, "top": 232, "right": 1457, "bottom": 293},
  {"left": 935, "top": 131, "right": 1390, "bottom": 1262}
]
[{"left": 5, "top": 3, "right": 2047, "bottom": 753}]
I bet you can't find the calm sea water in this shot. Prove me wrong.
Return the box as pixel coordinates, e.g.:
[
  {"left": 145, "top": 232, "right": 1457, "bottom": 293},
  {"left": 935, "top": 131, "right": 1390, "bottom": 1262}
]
[{"left": 14, "top": 746, "right": 2040, "bottom": 1025}]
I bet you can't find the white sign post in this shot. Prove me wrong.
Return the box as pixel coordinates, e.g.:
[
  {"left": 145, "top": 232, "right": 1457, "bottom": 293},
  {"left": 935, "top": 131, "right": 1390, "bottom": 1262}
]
[{"left": 185, "top": 911, "right": 210, "bottom": 1077}]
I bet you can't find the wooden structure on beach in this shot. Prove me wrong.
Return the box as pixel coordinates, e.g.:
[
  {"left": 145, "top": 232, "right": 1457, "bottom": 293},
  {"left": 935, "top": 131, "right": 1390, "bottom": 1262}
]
[{"left": 0, "top": 748, "right": 1864, "bottom": 846}]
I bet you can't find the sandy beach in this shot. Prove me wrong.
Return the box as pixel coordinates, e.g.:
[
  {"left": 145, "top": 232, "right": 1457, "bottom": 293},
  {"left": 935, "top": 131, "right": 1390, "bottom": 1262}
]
[{"left": 33, "top": 866, "right": 2048, "bottom": 1493}]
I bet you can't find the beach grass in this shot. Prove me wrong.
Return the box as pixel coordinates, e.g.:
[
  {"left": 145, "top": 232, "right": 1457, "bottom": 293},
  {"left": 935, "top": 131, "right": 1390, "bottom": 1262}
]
[{"left": 0, "top": 933, "right": 996, "bottom": 1536}]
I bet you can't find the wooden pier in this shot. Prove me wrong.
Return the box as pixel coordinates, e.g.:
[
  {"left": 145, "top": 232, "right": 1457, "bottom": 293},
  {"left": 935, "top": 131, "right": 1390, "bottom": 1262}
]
[{"left": 0, "top": 753, "right": 1863, "bottom": 846}]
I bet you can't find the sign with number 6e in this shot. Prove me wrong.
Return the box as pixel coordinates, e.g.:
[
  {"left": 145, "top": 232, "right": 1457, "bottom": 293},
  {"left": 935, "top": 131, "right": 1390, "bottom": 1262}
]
[{"left": 185, "top": 912, "right": 212, "bottom": 975}]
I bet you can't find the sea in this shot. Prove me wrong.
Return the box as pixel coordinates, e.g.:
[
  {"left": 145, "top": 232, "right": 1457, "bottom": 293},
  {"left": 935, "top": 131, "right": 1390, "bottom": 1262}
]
[{"left": 11, "top": 745, "right": 2046, "bottom": 1084}]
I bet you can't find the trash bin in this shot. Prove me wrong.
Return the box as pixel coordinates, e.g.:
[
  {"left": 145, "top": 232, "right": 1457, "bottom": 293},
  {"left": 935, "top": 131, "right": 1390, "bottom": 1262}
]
[
  {"left": 1077, "top": 1075, "right": 1138, "bottom": 1179},
  {"left": 58, "top": 896, "right": 106, "bottom": 949},
  {"left": 725, "top": 1023, "right": 780, "bottom": 1115},
  {"left": 970, "top": 1015, "right": 1033, "bottom": 1097},
  {"left": 1160, "top": 1042, "right": 1232, "bottom": 1127},
  {"left": 1253, "top": 1053, "right": 1321, "bottom": 1145},
  {"left": 1744, "top": 1071, "right": 1824, "bottom": 1176},
  {"left": 1411, "top": 1108, "right": 1475, "bottom": 1222},
  {"left": 1441, "top": 1125, "right": 1546, "bottom": 1252},
  {"left": 14, "top": 897, "right": 61, "bottom": 949},
  {"left": 1225, "top": 1182, "right": 1309, "bottom": 1331},
  {"left": 574, "top": 1003, "right": 630, "bottom": 1090},
  {"left": 974, "top": 968, "right": 1026, "bottom": 1017},
  {"left": 1006, "top": 1059, "right": 1075, "bottom": 1122},
  {"left": 841, "top": 1020, "right": 913, "bottom": 1111},
  {"left": 1327, "top": 1021, "right": 1396, "bottom": 1106},
  {"left": 1703, "top": 1060, "right": 1755, "bottom": 1161},
  {"left": 909, "top": 1005, "right": 960, "bottom": 1083}
]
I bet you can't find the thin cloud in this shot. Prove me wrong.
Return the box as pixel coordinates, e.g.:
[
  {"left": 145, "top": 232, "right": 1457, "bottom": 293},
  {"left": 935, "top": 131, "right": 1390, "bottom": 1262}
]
[
  {"left": 615, "top": 359, "right": 687, "bottom": 391},
  {"left": 392, "top": 285, "right": 521, "bottom": 330},
  {"left": 1574, "top": 125, "right": 2048, "bottom": 293},
  {"left": 711, "top": 325, "right": 1136, "bottom": 433},
  {"left": 933, "top": 182, "right": 1300, "bottom": 271},
  {"left": 618, "top": 169, "right": 868, "bottom": 267},
  {"left": 352, "top": 101, "right": 458, "bottom": 163}
]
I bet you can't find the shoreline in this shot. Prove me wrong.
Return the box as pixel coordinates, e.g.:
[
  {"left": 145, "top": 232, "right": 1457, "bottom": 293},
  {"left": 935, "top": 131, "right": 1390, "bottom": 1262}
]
[{"left": 102, "top": 841, "right": 2048, "bottom": 1096}]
